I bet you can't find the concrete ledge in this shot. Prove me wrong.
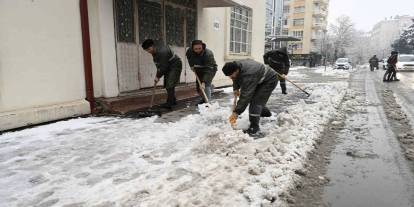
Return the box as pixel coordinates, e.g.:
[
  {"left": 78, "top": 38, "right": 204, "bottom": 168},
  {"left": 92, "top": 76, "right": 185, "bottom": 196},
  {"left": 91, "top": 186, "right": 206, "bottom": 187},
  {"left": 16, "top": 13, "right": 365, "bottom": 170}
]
[{"left": 0, "top": 100, "right": 91, "bottom": 131}]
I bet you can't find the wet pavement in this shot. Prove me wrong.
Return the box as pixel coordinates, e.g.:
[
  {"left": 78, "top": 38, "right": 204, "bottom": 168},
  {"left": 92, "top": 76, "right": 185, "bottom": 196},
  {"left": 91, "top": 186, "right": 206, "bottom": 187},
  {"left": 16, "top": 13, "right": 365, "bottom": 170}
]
[
  {"left": 322, "top": 69, "right": 414, "bottom": 207},
  {"left": 290, "top": 67, "right": 414, "bottom": 207}
]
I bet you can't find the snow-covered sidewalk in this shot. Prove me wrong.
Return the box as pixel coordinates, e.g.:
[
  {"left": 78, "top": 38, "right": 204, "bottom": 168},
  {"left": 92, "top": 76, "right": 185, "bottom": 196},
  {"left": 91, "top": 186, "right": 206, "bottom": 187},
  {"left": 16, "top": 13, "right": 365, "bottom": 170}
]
[{"left": 0, "top": 70, "right": 349, "bottom": 207}]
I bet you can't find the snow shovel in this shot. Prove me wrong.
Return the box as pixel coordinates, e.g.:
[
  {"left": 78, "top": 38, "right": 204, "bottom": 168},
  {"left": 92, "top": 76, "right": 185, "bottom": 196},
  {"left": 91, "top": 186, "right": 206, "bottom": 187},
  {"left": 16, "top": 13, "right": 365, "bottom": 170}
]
[
  {"left": 193, "top": 66, "right": 210, "bottom": 104},
  {"left": 230, "top": 94, "right": 238, "bottom": 129},
  {"left": 275, "top": 71, "right": 311, "bottom": 97},
  {"left": 126, "top": 81, "right": 162, "bottom": 118}
]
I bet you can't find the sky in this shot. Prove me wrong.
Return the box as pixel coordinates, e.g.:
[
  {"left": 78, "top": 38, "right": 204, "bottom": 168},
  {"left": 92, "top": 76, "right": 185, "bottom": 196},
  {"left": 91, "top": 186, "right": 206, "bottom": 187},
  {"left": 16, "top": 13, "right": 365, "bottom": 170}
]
[{"left": 328, "top": 0, "right": 414, "bottom": 32}]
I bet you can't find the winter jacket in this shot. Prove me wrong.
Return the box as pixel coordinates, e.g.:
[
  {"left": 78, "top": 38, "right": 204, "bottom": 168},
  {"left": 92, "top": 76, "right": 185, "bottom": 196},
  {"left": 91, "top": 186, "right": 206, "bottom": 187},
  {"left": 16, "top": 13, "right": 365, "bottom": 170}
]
[
  {"left": 153, "top": 44, "right": 181, "bottom": 79},
  {"left": 369, "top": 56, "right": 379, "bottom": 66},
  {"left": 263, "top": 48, "right": 290, "bottom": 75},
  {"left": 186, "top": 47, "right": 217, "bottom": 71},
  {"left": 387, "top": 54, "right": 398, "bottom": 65},
  {"left": 233, "top": 59, "right": 277, "bottom": 115}
]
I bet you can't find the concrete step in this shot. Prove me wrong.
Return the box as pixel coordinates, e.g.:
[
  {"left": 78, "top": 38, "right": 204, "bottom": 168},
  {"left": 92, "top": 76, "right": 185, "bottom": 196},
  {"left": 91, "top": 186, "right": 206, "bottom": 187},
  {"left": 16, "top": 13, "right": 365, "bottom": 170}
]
[{"left": 96, "top": 83, "right": 200, "bottom": 114}]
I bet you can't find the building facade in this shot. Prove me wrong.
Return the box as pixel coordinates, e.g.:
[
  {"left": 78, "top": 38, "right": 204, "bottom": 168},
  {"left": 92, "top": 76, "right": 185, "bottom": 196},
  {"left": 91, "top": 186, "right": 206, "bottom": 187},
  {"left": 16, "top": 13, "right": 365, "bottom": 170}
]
[
  {"left": 265, "top": 0, "right": 284, "bottom": 51},
  {"left": 282, "top": 0, "right": 328, "bottom": 60},
  {"left": 369, "top": 15, "right": 414, "bottom": 59},
  {"left": 0, "top": 0, "right": 266, "bottom": 131}
]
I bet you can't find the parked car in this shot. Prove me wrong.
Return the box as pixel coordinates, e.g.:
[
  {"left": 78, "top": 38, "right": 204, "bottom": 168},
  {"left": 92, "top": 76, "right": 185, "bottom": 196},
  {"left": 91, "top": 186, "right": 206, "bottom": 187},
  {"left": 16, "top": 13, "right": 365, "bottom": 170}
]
[
  {"left": 334, "top": 58, "right": 352, "bottom": 70},
  {"left": 379, "top": 58, "right": 387, "bottom": 70},
  {"left": 397, "top": 54, "right": 414, "bottom": 71}
]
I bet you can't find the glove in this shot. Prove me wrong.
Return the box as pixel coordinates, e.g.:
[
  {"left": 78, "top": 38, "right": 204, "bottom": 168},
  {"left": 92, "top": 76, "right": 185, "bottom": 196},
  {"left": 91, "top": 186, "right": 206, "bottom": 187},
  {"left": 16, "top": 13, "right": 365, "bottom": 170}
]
[{"left": 229, "top": 112, "right": 238, "bottom": 127}]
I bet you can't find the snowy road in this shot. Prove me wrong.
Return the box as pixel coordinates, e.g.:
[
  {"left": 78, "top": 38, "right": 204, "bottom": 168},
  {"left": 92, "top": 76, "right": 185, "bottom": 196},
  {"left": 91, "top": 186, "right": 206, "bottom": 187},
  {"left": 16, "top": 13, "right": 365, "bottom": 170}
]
[{"left": 0, "top": 67, "right": 349, "bottom": 207}]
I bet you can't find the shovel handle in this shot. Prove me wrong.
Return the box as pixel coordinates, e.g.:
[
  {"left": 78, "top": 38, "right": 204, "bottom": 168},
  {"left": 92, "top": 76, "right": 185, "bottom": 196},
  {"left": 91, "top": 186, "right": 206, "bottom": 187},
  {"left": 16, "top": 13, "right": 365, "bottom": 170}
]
[
  {"left": 150, "top": 81, "right": 157, "bottom": 108},
  {"left": 194, "top": 71, "right": 209, "bottom": 103},
  {"left": 231, "top": 95, "right": 238, "bottom": 129},
  {"left": 232, "top": 95, "right": 238, "bottom": 111},
  {"left": 275, "top": 71, "right": 310, "bottom": 97}
]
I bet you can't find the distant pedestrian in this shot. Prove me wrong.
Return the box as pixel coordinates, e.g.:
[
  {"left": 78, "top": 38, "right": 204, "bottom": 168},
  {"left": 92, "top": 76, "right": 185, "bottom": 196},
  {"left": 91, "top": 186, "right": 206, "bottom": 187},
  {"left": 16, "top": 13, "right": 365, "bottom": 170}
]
[
  {"left": 142, "top": 39, "right": 183, "bottom": 109},
  {"left": 369, "top": 55, "right": 379, "bottom": 71},
  {"left": 383, "top": 51, "right": 399, "bottom": 82}
]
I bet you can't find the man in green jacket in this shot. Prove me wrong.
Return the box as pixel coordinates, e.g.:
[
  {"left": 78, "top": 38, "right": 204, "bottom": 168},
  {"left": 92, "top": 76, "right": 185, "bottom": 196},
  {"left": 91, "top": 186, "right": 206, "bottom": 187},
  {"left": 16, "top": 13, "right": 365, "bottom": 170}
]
[
  {"left": 223, "top": 60, "right": 277, "bottom": 137},
  {"left": 186, "top": 40, "right": 217, "bottom": 104},
  {"left": 142, "top": 39, "right": 182, "bottom": 109}
]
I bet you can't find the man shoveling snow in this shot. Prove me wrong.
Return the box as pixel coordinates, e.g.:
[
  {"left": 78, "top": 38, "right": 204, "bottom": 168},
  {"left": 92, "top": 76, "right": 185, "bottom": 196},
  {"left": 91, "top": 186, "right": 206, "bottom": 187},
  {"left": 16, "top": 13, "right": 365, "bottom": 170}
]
[{"left": 222, "top": 60, "right": 277, "bottom": 138}]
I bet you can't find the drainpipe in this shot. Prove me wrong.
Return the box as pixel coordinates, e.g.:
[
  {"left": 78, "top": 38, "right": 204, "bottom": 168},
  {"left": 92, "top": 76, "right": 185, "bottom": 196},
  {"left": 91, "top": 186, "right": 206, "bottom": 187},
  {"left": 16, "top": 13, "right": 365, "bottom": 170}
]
[{"left": 79, "top": 0, "right": 95, "bottom": 113}]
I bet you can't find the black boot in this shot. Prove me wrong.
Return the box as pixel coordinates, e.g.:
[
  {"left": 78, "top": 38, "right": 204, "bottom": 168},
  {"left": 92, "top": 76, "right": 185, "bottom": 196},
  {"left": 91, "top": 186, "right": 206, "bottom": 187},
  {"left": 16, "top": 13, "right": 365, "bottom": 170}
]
[
  {"left": 243, "top": 118, "right": 259, "bottom": 135},
  {"left": 243, "top": 115, "right": 265, "bottom": 138},
  {"left": 260, "top": 106, "right": 272, "bottom": 117},
  {"left": 280, "top": 80, "right": 287, "bottom": 94},
  {"left": 163, "top": 88, "right": 176, "bottom": 110}
]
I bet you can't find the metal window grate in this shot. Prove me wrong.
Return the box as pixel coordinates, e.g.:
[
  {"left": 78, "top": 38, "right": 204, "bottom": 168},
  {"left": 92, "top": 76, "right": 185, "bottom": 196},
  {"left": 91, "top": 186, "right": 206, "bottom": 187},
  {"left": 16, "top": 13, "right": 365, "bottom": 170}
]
[
  {"left": 138, "top": 0, "right": 162, "bottom": 43},
  {"left": 116, "top": 0, "right": 135, "bottom": 43}
]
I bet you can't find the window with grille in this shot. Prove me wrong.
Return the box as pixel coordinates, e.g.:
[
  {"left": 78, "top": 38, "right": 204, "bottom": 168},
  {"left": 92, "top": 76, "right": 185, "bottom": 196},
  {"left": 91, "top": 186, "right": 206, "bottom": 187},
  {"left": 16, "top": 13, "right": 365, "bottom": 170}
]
[
  {"left": 230, "top": 6, "right": 252, "bottom": 55},
  {"left": 115, "top": 0, "right": 135, "bottom": 43},
  {"left": 138, "top": 0, "right": 162, "bottom": 43}
]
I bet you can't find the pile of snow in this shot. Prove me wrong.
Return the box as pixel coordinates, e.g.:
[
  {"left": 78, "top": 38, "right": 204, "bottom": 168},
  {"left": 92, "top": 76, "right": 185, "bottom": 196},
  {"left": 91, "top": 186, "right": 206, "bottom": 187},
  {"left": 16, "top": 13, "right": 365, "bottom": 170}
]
[
  {"left": 313, "top": 66, "right": 352, "bottom": 78},
  {"left": 287, "top": 69, "right": 308, "bottom": 79},
  {"left": 290, "top": 66, "right": 308, "bottom": 71},
  {"left": 0, "top": 83, "right": 348, "bottom": 207}
]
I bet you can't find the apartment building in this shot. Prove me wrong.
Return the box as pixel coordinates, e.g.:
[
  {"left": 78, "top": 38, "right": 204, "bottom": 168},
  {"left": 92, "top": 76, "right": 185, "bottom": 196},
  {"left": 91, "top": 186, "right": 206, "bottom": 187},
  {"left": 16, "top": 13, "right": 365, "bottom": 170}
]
[
  {"left": 282, "top": 0, "right": 329, "bottom": 63},
  {"left": 265, "top": 0, "right": 284, "bottom": 50},
  {"left": 370, "top": 15, "right": 414, "bottom": 59}
]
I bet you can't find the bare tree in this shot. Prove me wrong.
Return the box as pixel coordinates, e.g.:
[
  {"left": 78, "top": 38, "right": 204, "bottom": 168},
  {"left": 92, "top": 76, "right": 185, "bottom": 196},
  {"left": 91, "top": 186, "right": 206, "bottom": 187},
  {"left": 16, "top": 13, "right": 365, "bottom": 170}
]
[{"left": 329, "top": 15, "right": 356, "bottom": 61}]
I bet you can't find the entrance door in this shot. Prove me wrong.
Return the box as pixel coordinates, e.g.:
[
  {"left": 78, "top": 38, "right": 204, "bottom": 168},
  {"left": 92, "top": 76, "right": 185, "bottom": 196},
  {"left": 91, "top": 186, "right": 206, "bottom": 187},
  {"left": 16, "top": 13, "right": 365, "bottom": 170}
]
[
  {"left": 165, "top": 2, "right": 197, "bottom": 84},
  {"left": 114, "top": 0, "right": 140, "bottom": 92},
  {"left": 137, "top": 0, "right": 163, "bottom": 89},
  {"left": 115, "top": 0, "right": 197, "bottom": 92}
]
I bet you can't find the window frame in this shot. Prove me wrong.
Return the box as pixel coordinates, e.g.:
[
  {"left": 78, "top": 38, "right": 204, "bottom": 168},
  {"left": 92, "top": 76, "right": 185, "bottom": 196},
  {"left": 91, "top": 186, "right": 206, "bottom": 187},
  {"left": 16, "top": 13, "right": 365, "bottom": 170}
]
[{"left": 229, "top": 6, "right": 253, "bottom": 56}]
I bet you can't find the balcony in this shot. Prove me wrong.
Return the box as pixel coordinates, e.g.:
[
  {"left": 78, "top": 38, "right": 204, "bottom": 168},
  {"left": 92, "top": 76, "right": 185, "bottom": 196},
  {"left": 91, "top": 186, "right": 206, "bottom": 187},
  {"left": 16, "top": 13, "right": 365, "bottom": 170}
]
[
  {"left": 199, "top": 0, "right": 240, "bottom": 7},
  {"left": 313, "top": 0, "right": 329, "bottom": 5},
  {"left": 311, "top": 34, "right": 323, "bottom": 40},
  {"left": 313, "top": 9, "right": 327, "bottom": 17},
  {"left": 312, "top": 22, "right": 327, "bottom": 29}
]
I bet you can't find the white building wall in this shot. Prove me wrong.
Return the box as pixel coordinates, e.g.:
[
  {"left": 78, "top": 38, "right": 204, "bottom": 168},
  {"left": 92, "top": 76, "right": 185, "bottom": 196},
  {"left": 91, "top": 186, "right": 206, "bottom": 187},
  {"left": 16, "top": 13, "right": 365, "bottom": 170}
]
[
  {"left": 0, "top": 0, "right": 90, "bottom": 130},
  {"left": 88, "top": 0, "right": 120, "bottom": 98},
  {"left": 197, "top": 0, "right": 266, "bottom": 87}
]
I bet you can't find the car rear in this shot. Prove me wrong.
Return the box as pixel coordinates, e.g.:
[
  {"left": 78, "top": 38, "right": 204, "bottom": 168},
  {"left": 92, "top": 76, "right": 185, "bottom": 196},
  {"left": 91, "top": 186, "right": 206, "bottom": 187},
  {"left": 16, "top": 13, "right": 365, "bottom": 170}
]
[{"left": 397, "top": 55, "right": 414, "bottom": 71}]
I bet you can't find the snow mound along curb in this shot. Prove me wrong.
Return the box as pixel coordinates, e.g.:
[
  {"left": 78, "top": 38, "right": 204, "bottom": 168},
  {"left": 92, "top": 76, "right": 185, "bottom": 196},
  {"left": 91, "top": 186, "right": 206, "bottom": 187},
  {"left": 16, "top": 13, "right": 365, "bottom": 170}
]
[
  {"left": 142, "top": 82, "right": 349, "bottom": 207},
  {"left": 0, "top": 82, "right": 349, "bottom": 207}
]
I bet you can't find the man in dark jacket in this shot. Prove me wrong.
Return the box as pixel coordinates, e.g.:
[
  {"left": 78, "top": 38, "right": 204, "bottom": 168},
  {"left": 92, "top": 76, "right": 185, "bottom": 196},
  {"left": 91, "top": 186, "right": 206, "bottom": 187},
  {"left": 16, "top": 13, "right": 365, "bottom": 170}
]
[
  {"left": 383, "top": 51, "right": 399, "bottom": 82},
  {"left": 223, "top": 60, "right": 277, "bottom": 137},
  {"left": 369, "top": 55, "right": 379, "bottom": 71},
  {"left": 186, "top": 40, "right": 217, "bottom": 103},
  {"left": 263, "top": 47, "right": 290, "bottom": 94},
  {"left": 142, "top": 39, "right": 182, "bottom": 109}
]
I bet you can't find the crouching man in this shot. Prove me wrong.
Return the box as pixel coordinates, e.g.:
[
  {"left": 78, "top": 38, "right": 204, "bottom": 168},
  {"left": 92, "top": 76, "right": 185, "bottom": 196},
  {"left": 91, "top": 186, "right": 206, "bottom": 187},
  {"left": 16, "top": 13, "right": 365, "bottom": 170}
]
[{"left": 223, "top": 60, "right": 277, "bottom": 137}]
